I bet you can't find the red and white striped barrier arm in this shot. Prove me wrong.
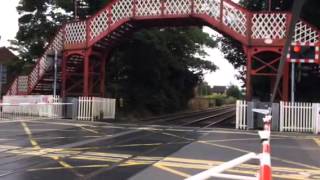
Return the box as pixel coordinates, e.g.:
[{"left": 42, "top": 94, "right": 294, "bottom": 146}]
[
  {"left": 259, "top": 115, "right": 272, "bottom": 180},
  {"left": 185, "top": 109, "right": 273, "bottom": 180}
]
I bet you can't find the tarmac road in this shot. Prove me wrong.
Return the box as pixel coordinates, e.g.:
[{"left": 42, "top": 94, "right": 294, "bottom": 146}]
[{"left": 0, "top": 118, "right": 319, "bottom": 180}]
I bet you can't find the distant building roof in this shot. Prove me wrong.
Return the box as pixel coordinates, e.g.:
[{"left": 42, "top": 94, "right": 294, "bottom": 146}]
[
  {"left": 212, "top": 86, "right": 227, "bottom": 94},
  {"left": 0, "top": 47, "right": 17, "bottom": 64}
]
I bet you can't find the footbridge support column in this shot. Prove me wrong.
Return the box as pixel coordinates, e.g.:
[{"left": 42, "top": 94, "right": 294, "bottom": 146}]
[
  {"left": 83, "top": 48, "right": 92, "bottom": 97},
  {"left": 244, "top": 47, "right": 289, "bottom": 101}
]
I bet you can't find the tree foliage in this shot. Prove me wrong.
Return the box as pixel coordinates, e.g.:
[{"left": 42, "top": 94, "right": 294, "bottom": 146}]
[
  {"left": 106, "top": 28, "right": 216, "bottom": 114},
  {"left": 11, "top": 0, "right": 111, "bottom": 62},
  {"left": 226, "top": 85, "right": 242, "bottom": 99}
]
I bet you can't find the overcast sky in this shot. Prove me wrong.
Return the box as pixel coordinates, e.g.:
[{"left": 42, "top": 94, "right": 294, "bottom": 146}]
[{"left": 0, "top": 1, "right": 242, "bottom": 88}]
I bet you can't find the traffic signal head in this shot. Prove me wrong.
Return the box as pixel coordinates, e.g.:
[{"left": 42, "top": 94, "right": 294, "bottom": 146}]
[
  {"left": 290, "top": 45, "right": 315, "bottom": 59},
  {"left": 293, "top": 45, "right": 301, "bottom": 53}
]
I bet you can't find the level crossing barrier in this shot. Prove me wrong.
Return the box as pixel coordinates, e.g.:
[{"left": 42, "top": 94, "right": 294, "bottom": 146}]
[
  {"left": 186, "top": 109, "right": 272, "bottom": 180},
  {"left": 77, "top": 97, "right": 116, "bottom": 121}
]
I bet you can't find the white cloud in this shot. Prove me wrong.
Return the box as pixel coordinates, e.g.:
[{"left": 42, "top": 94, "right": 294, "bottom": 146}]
[
  {"left": 202, "top": 27, "right": 243, "bottom": 88},
  {"left": 0, "top": 0, "right": 20, "bottom": 47}
]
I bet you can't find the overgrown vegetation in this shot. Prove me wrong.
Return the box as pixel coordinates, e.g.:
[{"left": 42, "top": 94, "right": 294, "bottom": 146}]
[{"left": 204, "top": 85, "right": 243, "bottom": 106}]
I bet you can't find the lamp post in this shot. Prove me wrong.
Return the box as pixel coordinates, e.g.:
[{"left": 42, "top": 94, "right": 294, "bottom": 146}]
[
  {"left": 0, "top": 36, "right": 2, "bottom": 98},
  {"left": 268, "top": 0, "right": 272, "bottom": 11},
  {"left": 73, "top": 0, "right": 78, "bottom": 19},
  {"left": 53, "top": 50, "right": 58, "bottom": 97},
  {"left": 291, "top": 63, "right": 295, "bottom": 102},
  {"left": 0, "top": 65, "right": 3, "bottom": 98}
]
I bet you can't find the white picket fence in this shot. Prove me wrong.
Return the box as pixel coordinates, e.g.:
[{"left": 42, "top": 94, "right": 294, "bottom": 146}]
[
  {"left": 316, "top": 104, "right": 320, "bottom": 134},
  {"left": 77, "top": 97, "right": 116, "bottom": 121},
  {"left": 236, "top": 100, "right": 247, "bottom": 130},
  {"left": 280, "top": 101, "right": 319, "bottom": 133}
]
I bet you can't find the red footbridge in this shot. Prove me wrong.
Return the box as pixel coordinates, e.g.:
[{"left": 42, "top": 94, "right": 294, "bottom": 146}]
[{"left": 6, "top": 0, "right": 320, "bottom": 100}]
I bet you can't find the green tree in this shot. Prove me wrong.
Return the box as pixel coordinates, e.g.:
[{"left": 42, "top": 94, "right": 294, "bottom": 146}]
[
  {"left": 11, "top": 0, "right": 111, "bottom": 62},
  {"left": 197, "top": 82, "right": 212, "bottom": 97},
  {"left": 226, "top": 85, "right": 242, "bottom": 99},
  {"left": 106, "top": 28, "right": 216, "bottom": 114}
]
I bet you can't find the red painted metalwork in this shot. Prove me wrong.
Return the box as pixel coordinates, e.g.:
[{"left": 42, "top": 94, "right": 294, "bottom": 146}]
[
  {"left": 61, "top": 53, "right": 68, "bottom": 97},
  {"left": 100, "top": 51, "right": 110, "bottom": 97},
  {"left": 282, "top": 62, "right": 289, "bottom": 101},
  {"left": 244, "top": 47, "right": 289, "bottom": 101},
  {"left": 6, "top": 0, "right": 320, "bottom": 99}
]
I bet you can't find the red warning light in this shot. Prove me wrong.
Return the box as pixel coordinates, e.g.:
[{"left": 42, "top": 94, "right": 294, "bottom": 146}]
[{"left": 293, "top": 45, "right": 301, "bottom": 53}]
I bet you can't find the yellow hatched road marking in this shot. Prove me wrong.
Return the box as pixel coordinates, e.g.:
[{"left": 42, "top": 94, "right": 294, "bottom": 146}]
[
  {"left": 198, "top": 140, "right": 320, "bottom": 170},
  {"left": 28, "top": 120, "right": 98, "bottom": 128},
  {"left": 28, "top": 164, "right": 110, "bottom": 171},
  {"left": 313, "top": 138, "right": 320, "bottom": 147},
  {"left": 153, "top": 164, "right": 191, "bottom": 178},
  {"left": 198, "top": 140, "right": 250, "bottom": 153},
  {"left": 21, "top": 122, "right": 41, "bottom": 150},
  {"left": 156, "top": 162, "right": 309, "bottom": 180},
  {"left": 111, "top": 143, "right": 163, "bottom": 148},
  {"left": 120, "top": 161, "right": 152, "bottom": 166},
  {"left": 33, "top": 136, "right": 102, "bottom": 140},
  {"left": 3, "top": 142, "right": 319, "bottom": 180},
  {"left": 20, "top": 121, "right": 79, "bottom": 175},
  {"left": 163, "top": 157, "right": 320, "bottom": 174},
  {"left": 71, "top": 156, "right": 122, "bottom": 162},
  {"left": 4, "top": 124, "right": 320, "bottom": 179},
  {"left": 158, "top": 131, "right": 194, "bottom": 141},
  {"left": 78, "top": 126, "right": 100, "bottom": 134}
]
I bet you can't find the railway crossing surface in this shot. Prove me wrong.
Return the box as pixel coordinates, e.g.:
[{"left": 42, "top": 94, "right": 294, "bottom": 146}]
[{"left": 0, "top": 118, "right": 319, "bottom": 180}]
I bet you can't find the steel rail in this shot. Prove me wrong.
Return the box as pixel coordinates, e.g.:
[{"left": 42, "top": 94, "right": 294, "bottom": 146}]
[
  {"left": 147, "top": 105, "right": 235, "bottom": 125},
  {"left": 181, "top": 109, "right": 235, "bottom": 127},
  {"left": 202, "top": 112, "right": 236, "bottom": 128},
  {"left": 145, "top": 104, "right": 235, "bottom": 121}
]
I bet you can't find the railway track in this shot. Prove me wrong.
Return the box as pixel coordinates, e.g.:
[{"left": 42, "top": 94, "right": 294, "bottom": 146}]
[{"left": 144, "top": 105, "right": 236, "bottom": 128}]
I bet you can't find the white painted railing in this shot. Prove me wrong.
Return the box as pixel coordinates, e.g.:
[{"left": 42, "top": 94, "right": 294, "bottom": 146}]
[
  {"left": 236, "top": 100, "right": 247, "bottom": 130},
  {"left": 77, "top": 97, "right": 116, "bottom": 121},
  {"left": 0, "top": 96, "right": 64, "bottom": 120},
  {"left": 280, "top": 101, "right": 316, "bottom": 133}
]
